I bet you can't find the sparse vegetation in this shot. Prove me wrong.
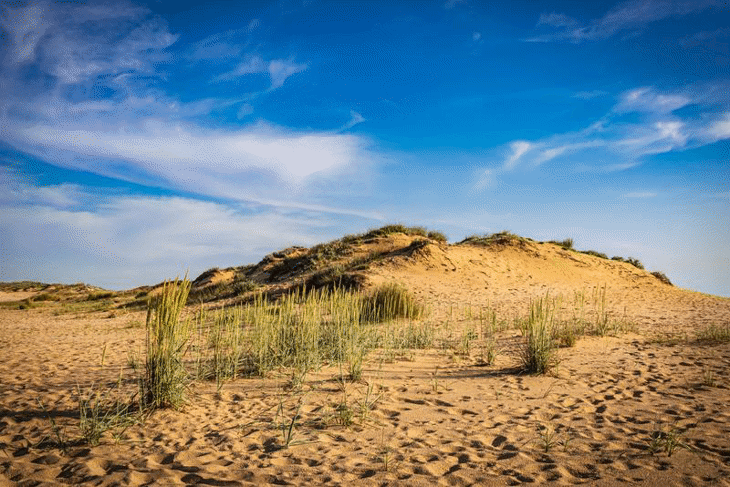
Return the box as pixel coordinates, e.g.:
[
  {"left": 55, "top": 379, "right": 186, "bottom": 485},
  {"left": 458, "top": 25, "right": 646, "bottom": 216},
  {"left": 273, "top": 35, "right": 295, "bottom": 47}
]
[
  {"left": 459, "top": 230, "right": 526, "bottom": 247},
  {"left": 695, "top": 323, "right": 730, "bottom": 343},
  {"left": 579, "top": 249, "right": 608, "bottom": 260},
  {"left": 548, "top": 238, "right": 574, "bottom": 250},
  {"left": 427, "top": 230, "right": 447, "bottom": 242},
  {"left": 651, "top": 271, "right": 672, "bottom": 285}
]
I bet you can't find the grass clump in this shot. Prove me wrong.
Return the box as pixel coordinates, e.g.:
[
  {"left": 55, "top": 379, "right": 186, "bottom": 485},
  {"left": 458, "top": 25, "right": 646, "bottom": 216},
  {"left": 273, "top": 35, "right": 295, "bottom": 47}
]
[
  {"left": 519, "top": 295, "right": 559, "bottom": 374},
  {"left": 626, "top": 257, "right": 644, "bottom": 269},
  {"left": 427, "top": 231, "right": 447, "bottom": 243},
  {"left": 695, "top": 323, "right": 730, "bottom": 343},
  {"left": 360, "top": 283, "right": 424, "bottom": 323},
  {"left": 459, "top": 230, "right": 525, "bottom": 247},
  {"left": 651, "top": 271, "right": 672, "bottom": 285},
  {"left": 579, "top": 250, "right": 608, "bottom": 260},
  {"left": 548, "top": 238, "right": 574, "bottom": 250},
  {"left": 143, "top": 277, "right": 193, "bottom": 410}
]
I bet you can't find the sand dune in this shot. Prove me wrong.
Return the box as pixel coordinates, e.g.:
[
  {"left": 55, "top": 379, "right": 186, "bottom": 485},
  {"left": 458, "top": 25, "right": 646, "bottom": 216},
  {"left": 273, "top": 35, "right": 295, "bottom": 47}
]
[{"left": 1, "top": 231, "right": 729, "bottom": 486}]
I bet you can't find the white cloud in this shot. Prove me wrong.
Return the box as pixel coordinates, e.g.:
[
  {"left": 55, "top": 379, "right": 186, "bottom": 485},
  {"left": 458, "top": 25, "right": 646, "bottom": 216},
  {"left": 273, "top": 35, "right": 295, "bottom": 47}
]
[
  {"left": 623, "top": 191, "right": 657, "bottom": 198},
  {"left": 216, "top": 56, "right": 307, "bottom": 90},
  {"left": 0, "top": 192, "right": 352, "bottom": 289},
  {"left": 529, "top": 0, "right": 724, "bottom": 43},
  {"left": 615, "top": 87, "right": 691, "bottom": 114},
  {"left": 10, "top": 120, "right": 370, "bottom": 184},
  {"left": 473, "top": 168, "right": 495, "bottom": 191},
  {"left": 340, "top": 110, "right": 366, "bottom": 131},
  {"left": 0, "top": 1, "right": 49, "bottom": 62},
  {"left": 237, "top": 103, "right": 254, "bottom": 119},
  {"left": 708, "top": 113, "right": 730, "bottom": 141},
  {"left": 268, "top": 59, "right": 308, "bottom": 90},
  {"left": 503, "top": 141, "right": 533, "bottom": 170},
  {"left": 495, "top": 85, "right": 728, "bottom": 174},
  {"left": 472, "top": 32, "right": 482, "bottom": 42}
]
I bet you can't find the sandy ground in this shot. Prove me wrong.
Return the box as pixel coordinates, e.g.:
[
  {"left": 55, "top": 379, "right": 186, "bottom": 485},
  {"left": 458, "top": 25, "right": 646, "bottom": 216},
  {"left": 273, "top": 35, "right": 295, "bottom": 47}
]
[{"left": 1, "top": 241, "right": 729, "bottom": 486}]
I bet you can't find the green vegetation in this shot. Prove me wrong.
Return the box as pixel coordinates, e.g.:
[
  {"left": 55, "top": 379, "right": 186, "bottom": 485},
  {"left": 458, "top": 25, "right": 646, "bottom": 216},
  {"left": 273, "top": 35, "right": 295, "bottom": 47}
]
[
  {"left": 519, "top": 295, "right": 560, "bottom": 374},
  {"left": 579, "top": 249, "right": 608, "bottom": 260},
  {"left": 651, "top": 271, "right": 672, "bottom": 285},
  {"left": 427, "top": 230, "right": 447, "bottom": 242},
  {"left": 548, "top": 238, "right": 574, "bottom": 250},
  {"left": 459, "top": 230, "right": 526, "bottom": 247},
  {"left": 360, "top": 282, "right": 424, "bottom": 322},
  {"left": 695, "top": 323, "right": 730, "bottom": 343},
  {"left": 143, "top": 277, "right": 194, "bottom": 410}
]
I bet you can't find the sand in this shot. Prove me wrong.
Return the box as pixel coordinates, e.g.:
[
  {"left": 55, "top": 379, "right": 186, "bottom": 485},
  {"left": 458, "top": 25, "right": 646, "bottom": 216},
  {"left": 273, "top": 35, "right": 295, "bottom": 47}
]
[{"left": 1, "top": 239, "right": 729, "bottom": 486}]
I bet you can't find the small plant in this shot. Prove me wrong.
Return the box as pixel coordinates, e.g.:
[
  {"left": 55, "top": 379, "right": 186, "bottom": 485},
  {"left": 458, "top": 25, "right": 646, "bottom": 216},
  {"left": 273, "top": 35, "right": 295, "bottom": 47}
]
[
  {"left": 536, "top": 423, "right": 559, "bottom": 453},
  {"left": 702, "top": 367, "right": 717, "bottom": 387},
  {"left": 648, "top": 423, "right": 693, "bottom": 457},
  {"left": 36, "top": 398, "right": 69, "bottom": 454},
  {"left": 78, "top": 385, "right": 137, "bottom": 446},
  {"left": 480, "top": 337, "right": 498, "bottom": 365},
  {"left": 276, "top": 396, "right": 304, "bottom": 449},
  {"left": 626, "top": 257, "right": 644, "bottom": 270}
]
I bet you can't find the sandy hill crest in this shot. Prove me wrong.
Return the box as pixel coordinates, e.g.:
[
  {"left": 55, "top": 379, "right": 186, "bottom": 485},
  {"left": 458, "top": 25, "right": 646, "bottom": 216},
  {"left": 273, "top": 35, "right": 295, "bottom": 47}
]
[{"left": 184, "top": 226, "right": 728, "bottom": 335}]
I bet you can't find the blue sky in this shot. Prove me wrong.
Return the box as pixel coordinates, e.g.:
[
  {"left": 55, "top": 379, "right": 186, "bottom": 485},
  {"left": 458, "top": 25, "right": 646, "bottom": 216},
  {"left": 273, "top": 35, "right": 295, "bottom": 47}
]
[{"left": 1, "top": 0, "right": 728, "bottom": 296}]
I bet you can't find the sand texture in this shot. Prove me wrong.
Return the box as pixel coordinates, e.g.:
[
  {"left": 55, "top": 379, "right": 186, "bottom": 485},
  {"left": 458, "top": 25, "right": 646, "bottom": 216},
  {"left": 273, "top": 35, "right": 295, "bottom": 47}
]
[{"left": 1, "top": 236, "right": 729, "bottom": 486}]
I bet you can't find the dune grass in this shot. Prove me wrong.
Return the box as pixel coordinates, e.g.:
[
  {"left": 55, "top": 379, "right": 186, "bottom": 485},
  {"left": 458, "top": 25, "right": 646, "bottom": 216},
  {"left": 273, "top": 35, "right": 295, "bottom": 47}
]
[
  {"left": 143, "top": 277, "right": 193, "bottom": 410},
  {"left": 519, "top": 295, "right": 560, "bottom": 374}
]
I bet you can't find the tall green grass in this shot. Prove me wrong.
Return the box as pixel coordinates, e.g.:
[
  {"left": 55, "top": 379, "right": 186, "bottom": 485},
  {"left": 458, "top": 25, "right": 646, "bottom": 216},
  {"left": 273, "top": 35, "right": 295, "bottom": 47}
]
[
  {"left": 519, "top": 295, "right": 559, "bottom": 374},
  {"left": 143, "top": 277, "right": 193, "bottom": 409}
]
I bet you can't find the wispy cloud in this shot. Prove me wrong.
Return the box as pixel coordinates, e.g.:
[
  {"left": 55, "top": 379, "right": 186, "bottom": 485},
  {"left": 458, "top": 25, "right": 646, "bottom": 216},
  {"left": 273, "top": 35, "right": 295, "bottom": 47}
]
[
  {"left": 489, "top": 84, "right": 730, "bottom": 176},
  {"left": 444, "top": 0, "right": 467, "bottom": 9},
  {"left": 340, "top": 110, "right": 366, "bottom": 131},
  {"left": 527, "top": 0, "right": 724, "bottom": 43},
  {"left": 573, "top": 90, "right": 608, "bottom": 99},
  {"left": 0, "top": 1, "right": 375, "bottom": 219},
  {"left": 0, "top": 184, "right": 359, "bottom": 288},
  {"left": 623, "top": 191, "right": 657, "bottom": 198},
  {"left": 216, "top": 55, "right": 307, "bottom": 90},
  {"left": 503, "top": 141, "right": 533, "bottom": 170}
]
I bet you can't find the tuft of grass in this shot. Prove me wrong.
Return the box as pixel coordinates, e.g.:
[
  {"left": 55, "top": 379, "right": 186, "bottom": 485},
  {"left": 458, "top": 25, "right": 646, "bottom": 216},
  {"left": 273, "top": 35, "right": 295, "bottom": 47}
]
[
  {"left": 695, "top": 323, "right": 730, "bottom": 343},
  {"left": 427, "top": 230, "right": 447, "bottom": 243},
  {"left": 519, "top": 295, "right": 559, "bottom": 374},
  {"left": 536, "top": 423, "right": 559, "bottom": 453},
  {"left": 78, "top": 384, "right": 138, "bottom": 446},
  {"left": 143, "top": 277, "right": 193, "bottom": 410},
  {"left": 651, "top": 271, "right": 672, "bottom": 286},
  {"left": 701, "top": 367, "right": 717, "bottom": 387},
  {"left": 459, "top": 230, "right": 525, "bottom": 247},
  {"left": 548, "top": 238, "right": 574, "bottom": 250},
  {"left": 626, "top": 257, "right": 644, "bottom": 270},
  {"left": 648, "top": 422, "right": 693, "bottom": 457},
  {"left": 579, "top": 249, "right": 608, "bottom": 260},
  {"left": 360, "top": 283, "right": 423, "bottom": 323},
  {"left": 86, "top": 291, "right": 115, "bottom": 301}
]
